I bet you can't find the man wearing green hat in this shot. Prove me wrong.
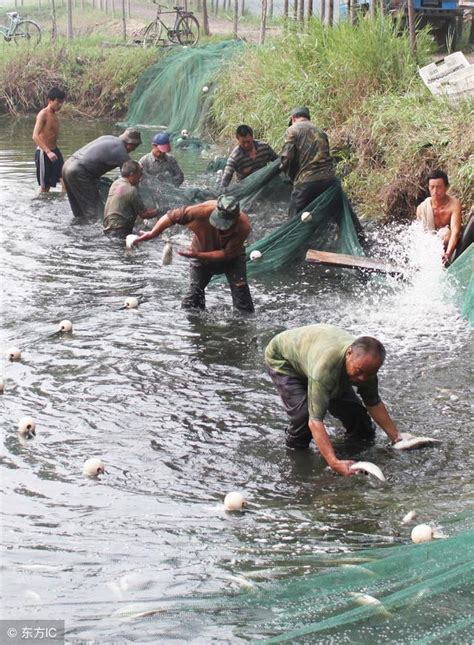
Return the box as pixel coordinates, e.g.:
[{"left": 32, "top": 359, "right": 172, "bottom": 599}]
[
  {"left": 134, "top": 195, "right": 254, "bottom": 313},
  {"left": 281, "top": 107, "right": 337, "bottom": 219}
]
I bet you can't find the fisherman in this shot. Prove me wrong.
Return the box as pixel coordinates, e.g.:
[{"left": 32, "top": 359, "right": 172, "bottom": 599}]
[
  {"left": 62, "top": 128, "right": 142, "bottom": 218},
  {"left": 102, "top": 160, "right": 159, "bottom": 238},
  {"left": 134, "top": 195, "right": 254, "bottom": 314},
  {"left": 280, "top": 107, "right": 338, "bottom": 219},
  {"left": 220, "top": 124, "right": 278, "bottom": 189},
  {"left": 139, "top": 133, "right": 184, "bottom": 187},
  {"left": 416, "top": 170, "right": 462, "bottom": 265},
  {"left": 265, "top": 324, "right": 402, "bottom": 476},
  {"left": 32, "top": 87, "right": 66, "bottom": 193}
]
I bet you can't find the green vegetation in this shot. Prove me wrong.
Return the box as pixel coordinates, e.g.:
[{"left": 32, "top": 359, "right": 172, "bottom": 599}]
[
  {"left": 212, "top": 16, "right": 473, "bottom": 220},
  {"left": 0, "top": 39, "right": 161, "bottom": 116}
]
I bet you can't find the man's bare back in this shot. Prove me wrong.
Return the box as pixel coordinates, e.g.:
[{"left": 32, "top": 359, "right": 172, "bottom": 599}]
[{"left": 32, "top": 87, "right": 66, "bottom": 193}]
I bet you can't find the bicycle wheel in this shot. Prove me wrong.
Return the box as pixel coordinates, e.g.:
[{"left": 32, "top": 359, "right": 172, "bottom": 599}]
[
  {"left": 13, "top": 20, "right": 41, "bottom": 46},
  {"left": 176, "top": 15, "right": 199, "bottom": 46},
  {"left": 143, "top": 20, "right": 163, "bottom": 48}
]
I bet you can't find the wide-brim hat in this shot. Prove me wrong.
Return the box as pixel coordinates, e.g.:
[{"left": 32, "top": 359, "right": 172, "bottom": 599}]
[
  {"left": 209, "top": 195, "right": 240, "bottom": 231},
  {"left": 119, "top": 128, "right": 142, "bottom": 146},
  {"left": 288, "top": 106, "right": 311, "bottom": 126}
]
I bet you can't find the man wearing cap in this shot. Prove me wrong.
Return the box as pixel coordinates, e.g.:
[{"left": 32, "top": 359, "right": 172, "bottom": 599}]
[
  {"left": 220, "top": 124, "right": 278, "bottom": 189},
  {"left": 134, "top": 195, "right": 254, "bottom": 313},
  {"left": 62, "top": 128, "right": 142, "bottom": 218},
  {"left": 281, "top": 107, "right": 337, "bottom": 219},
  {"left": 139, "top": 133, "right": 184, "bottom": 187}
]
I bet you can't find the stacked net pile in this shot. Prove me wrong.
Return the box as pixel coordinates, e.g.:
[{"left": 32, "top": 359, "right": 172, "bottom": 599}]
[
  {"left": 124, "top": 41, "right": 241, "bottom": 136},
  {"left": 447, "top": 243, "right": 473, "bottom": 326}
]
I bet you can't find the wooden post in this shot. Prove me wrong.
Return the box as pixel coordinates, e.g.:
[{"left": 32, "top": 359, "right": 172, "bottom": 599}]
[
  {"left": 121, "top": 0, "right": 127, "bottom": 40},
  {"left": 67, "top": 0, "right": 73, "bottom": 38},
  {"left": 202, "top": 0, "right": 210, "bottom": 34},
  {"left": 407, "top": 0, "right": 417, "bottom": 54},
  {"left": 260, "top": 0, "right": 267, "bottom": 43},
  {"left": 233, "top": 0, "right": 238, "bottom": 36}
]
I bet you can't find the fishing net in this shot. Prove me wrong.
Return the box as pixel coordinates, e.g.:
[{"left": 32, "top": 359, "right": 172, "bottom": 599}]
[
  {"left": 124, "top": 41, "right": 242, "bottom": 136},
  {"left": 447, "top": 243, "right": 474, "bottom": 327}
]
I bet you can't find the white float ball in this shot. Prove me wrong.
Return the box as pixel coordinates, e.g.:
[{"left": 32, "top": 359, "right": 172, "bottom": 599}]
[
  {"left": 18, "top": 416, "right": 36, "bottom": 437},
  {"left": 411, "top": 524, "right": 433, "bottom": 544},
  {"left": 83, "top": 458, "right": 105, "bottom": 478},
  {"left": 7, "top": 347, "right": 21, "bottom": 361},
  {"left": 301, "top": 211, "right": 312, "bottom": 223},
  {"left": 58, "top": 319, "right": 73, "bottom": 333},
  {"left": 224, "top": 491, "right": 247, "bottom": 511},
  {"left": 250, "top": 250, "right": 262, "bottom": 262},
  {"left": 202, "top": 85, "right": 209, "bottom": 93},
  {"left": 181, "top": 129, "right": 189, "bottom": 137},
  {"left": 126, "top": 234, "right": 139, "bottom": 250},
  {"left": 124, "top": 297, "right": 139, "bottom": 309}
]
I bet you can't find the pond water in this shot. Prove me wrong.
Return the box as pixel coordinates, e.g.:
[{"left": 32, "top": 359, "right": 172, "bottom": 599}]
[{"left": 0, "top": 116, "right": 472, "bottom": 643}]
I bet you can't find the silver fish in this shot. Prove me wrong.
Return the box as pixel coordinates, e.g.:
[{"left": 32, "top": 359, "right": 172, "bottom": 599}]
[
  {"left": 393, "top": 432, "right": 441, "bottom": 450},
  {"left": 161, "top": 241, "right": 173, "bottom": 266},
  {"left": 350, "top": 461, "right": 386, "bottom": 482}
]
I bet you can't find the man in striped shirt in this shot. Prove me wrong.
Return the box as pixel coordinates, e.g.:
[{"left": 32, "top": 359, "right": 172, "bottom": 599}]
[{"left": 220, "top": 124, "right": 278, "bottom": 189}]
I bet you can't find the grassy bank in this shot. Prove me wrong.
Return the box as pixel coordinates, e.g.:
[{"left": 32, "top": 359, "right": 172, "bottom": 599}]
[
  {"left": 212, "top": 16, "right": 474, "bottom": 221},
  {"left": 0, "top": 38, "right": 161, "bottom": 117}
]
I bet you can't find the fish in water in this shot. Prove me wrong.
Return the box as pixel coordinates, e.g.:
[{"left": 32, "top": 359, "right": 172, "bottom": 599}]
[
  {"left": 161, "top": 241, "right": 173, "bottom": 266},
  {"left": 126, "top": 234, "right": 139, "bottom": 249},
  {"left": 349, "top": 461, "right": 386, "bottom": 482},
  {"left": 401, "top": 510, "right": 417, "bottom": 524},
  {"left": 393, "top": 432, "right": 441, "bottom": 450},
  {"left": 349, "top": 592, "right": 393, "bottom": 618}
]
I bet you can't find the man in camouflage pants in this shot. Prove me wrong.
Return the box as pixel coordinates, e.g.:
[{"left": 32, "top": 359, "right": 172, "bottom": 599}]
[{"left": 280, "top": 107, "right": 337, "bottom": 219}]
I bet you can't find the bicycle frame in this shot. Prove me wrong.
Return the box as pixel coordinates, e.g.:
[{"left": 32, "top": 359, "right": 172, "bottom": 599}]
[
  {"left": 0, "top": 12, "right": 21, "bottom": 39},
  {"left": 154, "top": 4, "right": 192, "bottom": 36}
]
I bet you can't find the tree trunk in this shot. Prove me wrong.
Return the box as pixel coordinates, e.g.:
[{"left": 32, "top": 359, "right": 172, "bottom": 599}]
[
  {"left": 328, "top": 0, "right": 333, "bottom": 26},
  {"left": 241, "top": 0, "right": 245, "bottom": 16},
  {"left": 233, "top": 0, "right": 238, "bottom": 36},
  {"left": 215, "top": 0, "right": 219, "bottom": 15},
  {"left": 269, "top": 0, "right": 273, "bottom": 19},
  {"left": 293, "top": 0, "right": 298, "bottom": 21},
  {"left": 127, "top": 0, "right": 131, "bottom": 18},
  {"left": 121, "top": 0, "right": 127, "bottom": 41},
  {"left": 51, "top": 0, "right": 57, "bottom": 41},
  {"left": 283, "top": 0, "right": 288, "bottom": 19},
  {"left": 202, "top": 0, "right": 210, "bottom": 35},
  {"left": 260, "top": 0, "right": 267, "bottom": 43},
  {"left": 370, "top": 0, "right": 376, "bottom": 18},
  {"left": 348, "top": 0, "right": 354, "bottom": 24},
  {"left": 67, "top": 0, "right": 73, "bottom": 38},
  {"left": 407, "top": 0, "right": 417, "bottom": 54},
  {"left": 320, "top": 0, "right": 325, "bottom": 22},
  {"left": 298, "top": 0, "right": 304, "bottom": 22},
  {"left": 307, "top": 0, "right": 313, "bottom": 20}
]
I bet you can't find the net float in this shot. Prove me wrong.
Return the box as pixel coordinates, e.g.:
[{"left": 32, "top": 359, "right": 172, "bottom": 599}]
[
  {"left": 250, "top": 250, "right": 262, "bottom": 262},
  {"left": 83, "top": 457, "right": 105, "bottom": 478},
  {"left": 7, "top": 347, "right": 21, "bottom": 361},
  {"left": 18, "top": 416, "right": 36, "bottom": 438},
  {"left": 224, "top": 491, "right": 247, "bottom": 511}
]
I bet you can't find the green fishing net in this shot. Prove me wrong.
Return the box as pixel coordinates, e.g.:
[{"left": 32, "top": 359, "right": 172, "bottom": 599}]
[
  {"left": 447, "top": 243, "right": 473, "bottom": 327},
  {"left": 124, "top": 40, "right": 242, "bottom": 136}
]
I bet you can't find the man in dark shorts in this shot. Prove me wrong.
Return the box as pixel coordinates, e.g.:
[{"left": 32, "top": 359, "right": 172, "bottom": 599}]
[
  {"left": 280, "top": 107, "right": 338, "bottom": 219},
  {"left": 32, "top": 87, "right": 66, "bottom": 193},
  {"left": 62, "top": 128, "right": 142, "bottom": 218},
  {"left": 134, "top": 195, "right": 254, "bottom": 314},
  {"left": 103, "top": 160, "right": 159, "bottom": 238},
  {"left": 220, "top": 124, "right": 278, "bottom": 189},
  {"left": 265, "top": 324, "right": 403, "bottom": 476}
]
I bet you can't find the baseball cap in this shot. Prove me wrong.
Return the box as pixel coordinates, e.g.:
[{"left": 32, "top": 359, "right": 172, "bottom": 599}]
[
  {"left": 152, "top": 132, "right": 171, "bottom": 152},
  {"left": 119, "top": 128, "right": 142, "bottom": 146},
  {"left": 209, "top": 195, "right": 240, "bottom": 231},
  {"left": 288, "top": 106, "right": 311, "bottom": 126}
]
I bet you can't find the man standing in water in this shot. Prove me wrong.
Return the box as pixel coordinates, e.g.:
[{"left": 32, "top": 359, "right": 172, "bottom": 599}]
[
  {"left": 416, "top": 170, "right": 462, "bottom": 265},
  {"left": 280, "top": 107, "right": 337, "bottom": 219},
  {"left": 62, "top": 128, "right": 142, "bottom": 218},
  {"left": 265, "top": 324, "right": 402, "bottom": 476},
  {"left": 103, "top": 161, "right": 159, "bottom": 238},
  {"left": 220, "top": 124, "right": 278, "bottom": 189},
  {"left": 134, "top": 195, "right": 254, "bottom": 314},
  {"left": 139, "top": 133, "right": 184, "bottom": 187},
  {"left": 32, "top": 87, "right": 66, "bottom": 193}
]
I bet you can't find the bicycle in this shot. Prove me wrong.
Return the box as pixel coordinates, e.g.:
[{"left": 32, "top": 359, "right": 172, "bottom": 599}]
[
  {"left": 143, "top": 2, "right": 200, "bottom": 48},
  {"left": 0, "top": 11, "right": 41, "bottom": 46}
]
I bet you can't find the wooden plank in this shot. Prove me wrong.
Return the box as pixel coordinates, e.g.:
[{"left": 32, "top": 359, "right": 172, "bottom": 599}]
[{"left": 305, "top": 249, "right": 404, "bottom": 276}]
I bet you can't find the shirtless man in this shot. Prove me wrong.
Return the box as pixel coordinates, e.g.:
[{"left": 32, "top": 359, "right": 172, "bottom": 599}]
[
  {"left": 416, "top": 170, "right": 462, "bottom": 265},
  {"left": 32, "top": 87, "right": 66, "bottom": 193}
]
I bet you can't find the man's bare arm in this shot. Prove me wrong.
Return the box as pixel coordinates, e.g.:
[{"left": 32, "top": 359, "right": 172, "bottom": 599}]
[
  {"left": 308, "top": 419, "right": 355, "bottom": 476},
  {"left": 367, "top": 401, "right": 401, "bottom": 443},
  {"left": 444, "top": 198, "right": 462, "bottom": 262}
]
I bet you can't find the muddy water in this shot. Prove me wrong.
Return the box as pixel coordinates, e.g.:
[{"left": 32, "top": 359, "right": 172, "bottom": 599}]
[{"left": 0, "top": 117, "right": 472, "bottom": 642}]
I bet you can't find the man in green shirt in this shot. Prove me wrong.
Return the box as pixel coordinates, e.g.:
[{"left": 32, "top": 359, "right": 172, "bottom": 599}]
[
  {"left": 265, "top": 324, "right": 402, "bottom": 477},
  {"left": 103, "top": 160, "right": 159, "bottom": 237}
]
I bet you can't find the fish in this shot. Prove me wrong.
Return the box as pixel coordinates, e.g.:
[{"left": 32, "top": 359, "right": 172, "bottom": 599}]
[
  {"left": 125, "top": 234, "right": 139, "bottom": 249},
  {"left": 393, "top": 432, "right": 442, "bottom": 450},
  {"left": 401, "top": 510, "right": 417, "bottom": 524},
  {"left": 161, "top": 241, "right": 173, "bottom": 266},
  {"left": 349, "top": 592, "right": 393, "bottom": 618},
  {"left": 349, "top": 461, "right": 386, "bottom": 482}
]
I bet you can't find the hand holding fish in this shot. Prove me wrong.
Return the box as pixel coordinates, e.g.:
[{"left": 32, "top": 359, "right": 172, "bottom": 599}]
[{"left": 330, "top": 459, "right": 356, "bottom": 477}]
